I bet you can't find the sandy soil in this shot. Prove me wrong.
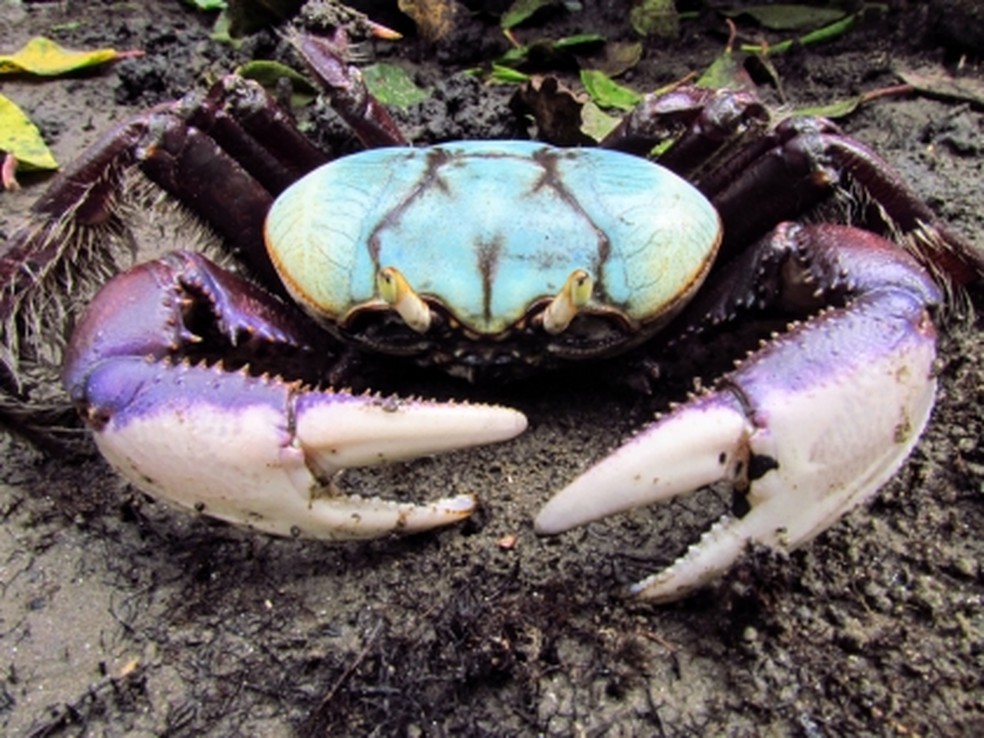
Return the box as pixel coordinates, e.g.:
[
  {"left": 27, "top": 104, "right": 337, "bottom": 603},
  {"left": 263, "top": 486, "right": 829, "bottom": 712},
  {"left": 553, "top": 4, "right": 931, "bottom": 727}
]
[{"left": 1, "top": 1, "right": 983, "bottom": 735}]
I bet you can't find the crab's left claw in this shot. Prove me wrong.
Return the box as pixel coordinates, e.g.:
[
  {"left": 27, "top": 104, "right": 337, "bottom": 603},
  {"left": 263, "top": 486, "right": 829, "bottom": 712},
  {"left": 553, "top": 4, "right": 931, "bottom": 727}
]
[{"left": 536, "top": 224, "right": 943, "bottom": 602}]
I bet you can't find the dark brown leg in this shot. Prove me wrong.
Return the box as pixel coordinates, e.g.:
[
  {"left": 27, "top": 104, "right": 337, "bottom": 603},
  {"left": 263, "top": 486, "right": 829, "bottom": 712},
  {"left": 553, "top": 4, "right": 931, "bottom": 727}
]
[
  {"left": 0, "top": 77, "right": 329, "bottom": 436},
  {"left": 293, "top": 31, "right": 408, "bottom": 148},
  {"left": 604, "top": 86, "right": 984, "bottom": 284}
]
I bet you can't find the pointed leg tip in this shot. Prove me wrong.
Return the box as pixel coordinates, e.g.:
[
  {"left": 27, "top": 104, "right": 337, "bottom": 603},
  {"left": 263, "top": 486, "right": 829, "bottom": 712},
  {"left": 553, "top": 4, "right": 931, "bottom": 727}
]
[{"left": 626, "top": 574, "right": 700, "bottom": 604}]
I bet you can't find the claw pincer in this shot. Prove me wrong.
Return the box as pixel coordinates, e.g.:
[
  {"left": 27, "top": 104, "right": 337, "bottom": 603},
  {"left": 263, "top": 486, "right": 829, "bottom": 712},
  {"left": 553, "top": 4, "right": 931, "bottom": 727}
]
[
  {"left": 63, "top": 251, "right": 526, "bottom": 539},
  {"left": 536, "top": 224, "right": 943, "bottom": 601}
]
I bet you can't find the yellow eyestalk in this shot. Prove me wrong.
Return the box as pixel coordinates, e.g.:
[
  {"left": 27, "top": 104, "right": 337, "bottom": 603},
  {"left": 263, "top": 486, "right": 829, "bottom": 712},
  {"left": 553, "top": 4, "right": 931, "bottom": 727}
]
[
  {"left": 377, "top": 266, "right": 432, "bottom": 333},
  {"left": 542, "top": 269, "right": 593, "bottom": 334}
]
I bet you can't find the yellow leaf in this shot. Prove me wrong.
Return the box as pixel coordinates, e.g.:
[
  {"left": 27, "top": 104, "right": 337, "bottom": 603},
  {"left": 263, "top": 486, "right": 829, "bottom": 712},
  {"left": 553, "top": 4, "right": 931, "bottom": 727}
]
[
  {"left": 0, "top": 36, "right": 140, "bottom": 76},
  {"left": 0, "top": 94, "right": 59, "bottom": 171}
]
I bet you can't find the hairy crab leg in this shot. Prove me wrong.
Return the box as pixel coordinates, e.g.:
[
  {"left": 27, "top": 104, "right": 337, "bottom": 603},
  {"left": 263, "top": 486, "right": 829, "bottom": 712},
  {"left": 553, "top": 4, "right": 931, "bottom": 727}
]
[
  {"left": 64, "top": 251, "right": 526, "bottom": 539},
  {"left": 0, "top": 74, "right": 329, "bottom": 419},
  {"left": 535, "top": 223, "right": 941, "bottom": 602}
]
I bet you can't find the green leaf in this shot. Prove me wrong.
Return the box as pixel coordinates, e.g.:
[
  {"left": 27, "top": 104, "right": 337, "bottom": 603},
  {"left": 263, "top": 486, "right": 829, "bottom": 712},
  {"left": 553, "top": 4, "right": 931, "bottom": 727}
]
[
  {"left": 0, "top": 94, "right": 58, "bottom": 171},
  {"left": 492, "top": 34, "right": 604, "bottom": 71},
  {"left": 489, "top": 64, "right": 531, "bottom": 84},
  {"left": 553, "top": 33, "right": 606, "bottom": 49},
  {"left": 696, "top": 44, "right": 746, "bottom": 89},
  {"left": 739, "top": 13, "right": 857, "bottom": 55},
  {"left": 630, "top": 0, "right": 679, "bottom": 38},
  {"left": 363, "top": 64, "right": 430, "bottom": 109},
  {"left": 238, "top": 60, "right": 318, "bottom": 107},
  {"left": 791, "top": 95, "right": 865, "bottom": 120},
  {"left": 721, "top": 4, "right": 846, "bottom": 32},
  {"left": 579, "top": 100, "right": 621, "bottom": 142},
  {"left": 501, "top": 0, "right": 558, "bottom": 29},
  {"left": 0, "top": 36, "right": 140, "bottom": 76},
  {"left": 183, "top": 0, "right": 227, "bottom": 10},
  {"left": 580, "top": 69, "right": 642, "bottom": 111}
]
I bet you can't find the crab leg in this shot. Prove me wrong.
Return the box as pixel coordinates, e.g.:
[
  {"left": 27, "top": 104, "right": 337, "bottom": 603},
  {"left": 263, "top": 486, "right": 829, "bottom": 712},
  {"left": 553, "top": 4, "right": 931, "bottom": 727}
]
[
  {"left": 602, "top": 86, "right": 984, "bottom": 281},
  {"left": 535, "top": 223, "right": 941, "bottom": 602},
  {"left": 293, "top": 31, "right": 409, "bottom": 149},
  {"left": 64, "top": 251, "right": 526, "bottom": 539}
]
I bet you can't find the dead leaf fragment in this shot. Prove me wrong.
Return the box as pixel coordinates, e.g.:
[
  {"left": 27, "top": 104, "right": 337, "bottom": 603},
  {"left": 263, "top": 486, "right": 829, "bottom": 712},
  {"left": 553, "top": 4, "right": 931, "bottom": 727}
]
[
  {"left": 587, "top": 41, "right": 643, "bottom": 79},
  {"left": 511, "top": 76, "right": 594, "bottom": 146},
  {"left": 497, "top": 534, "right": 518, "bottom": 550},
  {"left": 399, "top": 0, "right": 457, "bottom": 42},
  {"left": 897, "top": 67, "right": 984, "bottom": 109},
  {"left": 630, "top": 0, "right": 679, "bottom": 38}
]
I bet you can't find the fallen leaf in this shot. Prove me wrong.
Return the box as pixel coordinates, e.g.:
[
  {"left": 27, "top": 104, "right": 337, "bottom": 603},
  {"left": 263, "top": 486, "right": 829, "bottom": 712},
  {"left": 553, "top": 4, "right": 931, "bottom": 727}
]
[
  {"left": 897, "top": 67, "right": 984, "bottom": 109},
  {"left": 501, "top": 0, "right": 560, "bottom": 30},
  {"left": 399, "top": 0, "right": 457, "bottom": 42},
  {"left": 721, "top": 4, "right": 847, "bottom": 32},
  {"left": 630, "top": 0, "right": 679, "bottom": 38},
  {"left": 739, "top": 13, "right": 858, "bottom": 55},
  {"left": 238, "top": 60, "right": 318, "bottom": 107},
  {"left": 580, "top": 69, "right": 642, "bottom": 111},
  {"left": 790, "top": 95, "right": 865, "bottom": 120},
  {"left": 696, "top": 43, "right": 751, "bottom": 90},
  {"left": 585, "top": 40, "right": 643, "bottom": 78},
  {"left": 510, "top": 76, "right": 593, "bottom": 146},
  {"left": 0, "top": 94, "right": 58, "bottom": 189},
  {"left": 0, "top": 36, "right": 142, "bottom": 76},
  {"left": 363, "top": 63, "right": 430, "bottom": 109},
  {"left": 580, "top": 100, "right": 621, "bottom": 141},
  {"left": 488, "top": 64, "right": 531, "bottom": 84},
  {"left": 183, "top": 0, "right": 227, "bottom": 10}
]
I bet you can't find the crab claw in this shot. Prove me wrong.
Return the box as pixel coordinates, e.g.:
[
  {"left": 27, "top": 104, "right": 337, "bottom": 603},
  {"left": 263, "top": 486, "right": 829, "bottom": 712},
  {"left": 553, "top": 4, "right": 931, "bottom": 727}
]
[
  {"left": 536, "top": 225, "right": 942, "bottom": 602},
  {"left": 78, "top": 361, "right": 525, "bottom": 539},
  {"left": 64, "top": 251, "right": 526, "bottom": 540}
]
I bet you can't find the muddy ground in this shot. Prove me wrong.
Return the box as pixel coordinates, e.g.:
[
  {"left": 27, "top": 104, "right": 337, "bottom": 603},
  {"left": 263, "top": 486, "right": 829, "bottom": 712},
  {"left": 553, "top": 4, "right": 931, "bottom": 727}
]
[{"left": 1, "top": 1, "right": 983, "bottom": 735}]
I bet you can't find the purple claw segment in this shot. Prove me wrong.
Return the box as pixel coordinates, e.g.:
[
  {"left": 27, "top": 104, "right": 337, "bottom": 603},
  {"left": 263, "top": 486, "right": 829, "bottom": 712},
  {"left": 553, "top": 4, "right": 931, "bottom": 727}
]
[
  {"left": 64, "top": 253, "right": 527, "bottom": 539},
  {"left": 62, "top": 250, "right": 318, "bottom": 404},
  {"left": 536, "top": 224, "right": 941, "bottom": 602}
]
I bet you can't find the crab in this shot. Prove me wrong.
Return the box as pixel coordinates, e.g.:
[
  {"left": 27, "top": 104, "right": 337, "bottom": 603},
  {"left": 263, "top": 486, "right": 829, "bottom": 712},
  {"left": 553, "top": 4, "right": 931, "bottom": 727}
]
[{"left": 2, "top": 25, "right": 982, "bottom": 603}]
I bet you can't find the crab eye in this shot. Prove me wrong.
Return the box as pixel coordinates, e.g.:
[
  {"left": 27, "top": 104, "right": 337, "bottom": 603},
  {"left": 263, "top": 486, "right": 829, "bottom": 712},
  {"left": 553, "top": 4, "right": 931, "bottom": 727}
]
[
  {"left": 376, "top": 266, "right": 432, "bottom": 333},
  {"left": 542, "top": 269, "right": 594, "bottom": 334}
]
